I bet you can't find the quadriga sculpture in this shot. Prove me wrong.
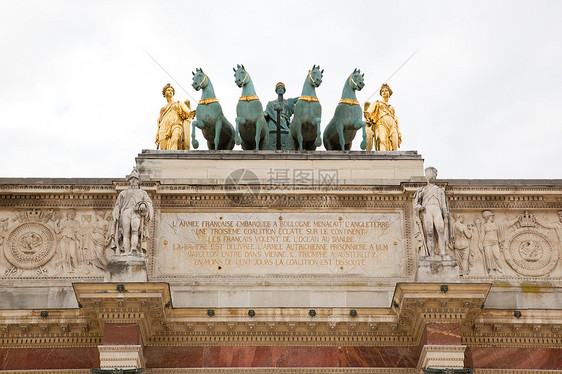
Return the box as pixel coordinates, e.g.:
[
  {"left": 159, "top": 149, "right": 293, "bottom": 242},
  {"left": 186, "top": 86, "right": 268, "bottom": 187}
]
[
  {"left": 290, "top": 65, "right": 324, "bottom": 150},
  {"left": 323, "top": 69, "right": 367, "bottom": 150},
  {"left": 233, "top": 64, "right": 268, "bottom": 150},
  {"left": 190, "top": 68, "right": 235, "bottom": 150}
]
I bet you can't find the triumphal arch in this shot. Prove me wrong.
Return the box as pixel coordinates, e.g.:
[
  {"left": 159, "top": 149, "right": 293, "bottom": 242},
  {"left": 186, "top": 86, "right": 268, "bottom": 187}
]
[{"left": 1, "top": 76, "right": 561, "bottom": 373}]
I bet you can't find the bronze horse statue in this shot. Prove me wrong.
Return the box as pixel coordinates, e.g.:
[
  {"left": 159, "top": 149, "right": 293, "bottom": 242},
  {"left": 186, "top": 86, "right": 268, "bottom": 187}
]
[
  {"left": 191, "top": 68, "right": 235, "bottom": 150},
  {"left": 323, "top": 69, "right": 367, "bottom": 150},
  {"left": 233, "top": 64, "right": 268, "bottom": 150},
  {"left": 290, "top": 65, "right": 324, "bottom": 150}
]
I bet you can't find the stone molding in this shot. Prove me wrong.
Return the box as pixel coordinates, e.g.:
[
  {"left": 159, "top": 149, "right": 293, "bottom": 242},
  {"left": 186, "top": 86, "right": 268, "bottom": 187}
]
[
  {"left": 2, "top": 283, "right": 562, "bottom": 349},
  {"left": 1, "top": 369, "right": 561, "bottom": 374},
  {"left": 0, "top": 371, "right": 91, "bottom": 374},
  {"left": 417, "top": 345, "right": 467, "bottom": 371},
  {"left": 473, "top": 371, "right": 562, "bottom": 374},
  {"left": 464, "top": 309, "right": 562, "bottom": 347},
  {"left": 98, "top": 344, "right": 145, "bottom": 369},
  {"left": 0, "top": 309, "right": 100, "bottom": 348},
  {"left": 2, "top": 183, "right": 562, "bottom": 284},
  {"left": 1, "top": 176, "right": 562, "bottom": 349},
  {"left": 74, "top": 282, "right": 172, "bottom": 347},
  {"left": 146, "top": 369, "right": 417, "bottom": 374}
]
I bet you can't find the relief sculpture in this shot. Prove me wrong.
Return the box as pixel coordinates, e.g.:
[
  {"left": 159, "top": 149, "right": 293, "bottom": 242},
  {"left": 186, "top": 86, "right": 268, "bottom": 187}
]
[
  {"left": 55, "top": 209, "right": 82, "bottom": 274},
  {"left": 5, "top": 222, "right": 56, "bottom": 274},
  {"left": 3, "top": 209, "right": 58, "bottom": 275},
  {"left": 1, "top": 208, "right": 112, "bottom": 278},
  {"left": 85, "top": 210, "right": 112, "bottom": 270},
  {"left": 478, "top": 210, "right": 519, "bottom": 276},
  {"left": 536, "top": 210, "right": 562, "bottom": 242},
  {"left": 467, "top": 217, "right": 482, "bottom": 270},
  {"left": 452, "top": 213, "right": 472, "bottom": 275},
  {"left": 447, "top": 210, "right": 561, "bottom": 278},
  {"left": 504, "top": 211, "right": 559, "bottom": 277}
]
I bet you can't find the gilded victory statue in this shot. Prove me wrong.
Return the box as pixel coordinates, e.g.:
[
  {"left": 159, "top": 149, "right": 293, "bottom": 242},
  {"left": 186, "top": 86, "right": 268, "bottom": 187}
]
[
  {"left": 155, "top": 83, "right": 195, "bottom": 150},
  {"left": 364, "top": 83, "right": 402, "bottom": 151}
]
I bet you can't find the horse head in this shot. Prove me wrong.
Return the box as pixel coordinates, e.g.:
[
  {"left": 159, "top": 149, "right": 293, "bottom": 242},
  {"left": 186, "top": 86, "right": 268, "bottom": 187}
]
[
  {"left": 308, "top": 64, "right": 324, "bottom": 88},
  {"left": 233, "top": 64, "right": 249, "bottom": 88},
  {"left": 192, "top": 68, "right": 208, "bottom": 91},
  {"left": 348, "top": 68, "right": 365, "bottom": 91}
]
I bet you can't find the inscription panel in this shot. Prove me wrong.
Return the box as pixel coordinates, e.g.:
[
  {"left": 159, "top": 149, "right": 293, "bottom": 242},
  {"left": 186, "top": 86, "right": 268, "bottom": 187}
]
[{"left": 156, "top": 212, "right": 405, "bottom": 277}]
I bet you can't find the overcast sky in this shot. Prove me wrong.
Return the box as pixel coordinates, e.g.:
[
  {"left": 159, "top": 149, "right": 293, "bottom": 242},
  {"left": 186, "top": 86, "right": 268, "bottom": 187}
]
[{"left": 1, "top": 1, "right": 561, "bottom": 180}]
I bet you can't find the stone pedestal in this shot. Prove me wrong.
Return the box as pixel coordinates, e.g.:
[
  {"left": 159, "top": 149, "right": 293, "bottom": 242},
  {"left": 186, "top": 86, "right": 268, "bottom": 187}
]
[
  {"left": 104, "top": 255, "right": 148, "bottom": 282},
  {"left": 98, "top": 344, "right": 145, "bottom": 369},
  {"left": 416, "top": 255, "right": 460, "bottom": 282},
  {"left": 417, "top": 345, "right": 467, "bottom": 373},
  {"left": 136, "top": 149, "right": 425, "bottom": 185}
]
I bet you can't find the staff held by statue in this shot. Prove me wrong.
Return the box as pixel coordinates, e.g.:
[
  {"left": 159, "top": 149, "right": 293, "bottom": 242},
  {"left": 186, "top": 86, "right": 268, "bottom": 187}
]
[{"left": 275, "top": 103, "right": 282, "bottom": 150}]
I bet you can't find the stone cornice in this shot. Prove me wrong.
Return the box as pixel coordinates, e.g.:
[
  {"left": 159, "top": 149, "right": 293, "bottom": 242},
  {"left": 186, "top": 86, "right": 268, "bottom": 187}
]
[
  {"left": 1, "top": 369, "right": 561, "bottom": 374},
  {"left": 1, "top": 282, "right": 562, "bottom": 348},
  {"left": 146, "top": 370, "right": 562, "bottom": 374},
  {"left": 1, "top": 179, "right": 561, "bottom": 213},
  {"left": 73, "top": 282, "right": 172, "bottom": 346},
  {"left": 146, "top": 370, "right": 417, "bottom": 374}
]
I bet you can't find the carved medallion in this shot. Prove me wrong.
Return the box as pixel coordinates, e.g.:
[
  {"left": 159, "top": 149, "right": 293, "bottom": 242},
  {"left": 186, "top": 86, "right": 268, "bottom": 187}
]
[
  {"left": 505, "top": 229, "right": 558, "bottom": 276},
  {"left": 4, "top": 223, "right": 56, "bottom": 269}
]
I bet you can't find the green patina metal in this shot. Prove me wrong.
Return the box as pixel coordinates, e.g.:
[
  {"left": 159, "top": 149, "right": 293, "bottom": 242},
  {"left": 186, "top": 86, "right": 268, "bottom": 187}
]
[
  {"left": 191, "top": 68, "right": 235, "bottom": 150},
  {"left": 323, "top": 69, "right": 367, "bottom": 151},
  {"left": 233, "top": 64, "right": 268, "bottom": 150},
  {"left": 263, "top": 83, "right": 297, "bottom": 151},
  {"left": 289, "top": 65, "right": 324, "bottom": 151}
]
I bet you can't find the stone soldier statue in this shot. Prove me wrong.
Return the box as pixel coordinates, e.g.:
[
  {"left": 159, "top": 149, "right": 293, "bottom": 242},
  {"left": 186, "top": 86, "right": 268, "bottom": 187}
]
[
  {"left": 263, "top": 82, "right": 297, "bottom": 150},
  {"left": 413, "top": 167, "right": 451, "bottom": 257},
  {"left": 111, "top": 168, "right": 154, "bottom": 256}
]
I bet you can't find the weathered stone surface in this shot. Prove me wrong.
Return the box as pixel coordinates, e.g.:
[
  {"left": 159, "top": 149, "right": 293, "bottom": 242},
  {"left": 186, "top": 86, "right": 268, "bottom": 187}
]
[
  {"left": 104, "top": 255, "right": 148, "bottom": 282},
  {"left": 157, "top": 212, "right": 404, "bottom": 277},
  {"left": 136, "top": 150, "right": 425, "bottom": 185},
  {"left": 0, "top": 347, "right": 100, "bottom": 369},
  {"left": 1, "top": 148, "right": 562, "bottom": 364},
  {"left": 103, "top": 323, "right": 142, "bottom": 345},
  {"left": 417, "top": 345, "right": 466, "bottom": 370},
  {"left": 416, "top": 254, "right": 460, "bottom": 282},
  {"left": 98, "top": 344, "right": 144, "bottom": 369},
  {"left": 465, "top": 346, "right": 562, "bottom": 369}
]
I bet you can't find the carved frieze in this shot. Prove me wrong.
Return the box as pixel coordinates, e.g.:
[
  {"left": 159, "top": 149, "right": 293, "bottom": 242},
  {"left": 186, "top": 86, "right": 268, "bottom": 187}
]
[
  {"left": 447, "top": 210, "right": 562, "bottom": 279},
  {"left": 0, "top": 180, "right": 561, "bottom": 286},
  {"left": 505, "top": 229, "right": 557, "bottom": 276},
  {"left": 5, "top": 222, "right": 56, "bottom": 270},
  {"left": 0, "top": 208, "right": 113, "bottom": 278}
]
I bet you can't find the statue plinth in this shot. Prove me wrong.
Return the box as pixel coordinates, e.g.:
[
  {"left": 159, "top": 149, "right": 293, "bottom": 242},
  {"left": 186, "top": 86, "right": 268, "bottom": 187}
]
[
  {"left": 104, "top": 255, "right": 148, "bottom": 282},
  {"left": 136, "top": 150, "right": 424, "bottom": 185},
  {"left": 416, "top": 254, "right": 460, "bottom": 282}
]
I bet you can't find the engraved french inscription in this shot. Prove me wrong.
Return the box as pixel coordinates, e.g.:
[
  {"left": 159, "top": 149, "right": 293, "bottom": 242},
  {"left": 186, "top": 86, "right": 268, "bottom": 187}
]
[{"left": 157, "top": 212, "right": 405, "bottom": 277}]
